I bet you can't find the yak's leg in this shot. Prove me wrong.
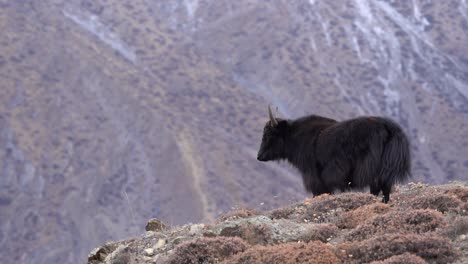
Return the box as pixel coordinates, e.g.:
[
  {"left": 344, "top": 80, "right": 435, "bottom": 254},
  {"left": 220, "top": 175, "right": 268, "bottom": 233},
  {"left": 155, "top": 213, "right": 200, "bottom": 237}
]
[
  {"left": 381, "top": 182, "right": 392, "bottom": 203},
  {"left": 370, "top": 184, "right": 380, "bottom": 196},
  {"left": 310, "top": 176, "right": 331, "bottom": 196}
]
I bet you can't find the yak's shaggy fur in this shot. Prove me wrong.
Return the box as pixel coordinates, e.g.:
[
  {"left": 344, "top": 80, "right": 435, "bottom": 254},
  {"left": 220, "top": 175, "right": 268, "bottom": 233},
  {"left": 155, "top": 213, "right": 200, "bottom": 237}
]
[{"left": 257, "top": 107, "right": 411, "bottom": 203}]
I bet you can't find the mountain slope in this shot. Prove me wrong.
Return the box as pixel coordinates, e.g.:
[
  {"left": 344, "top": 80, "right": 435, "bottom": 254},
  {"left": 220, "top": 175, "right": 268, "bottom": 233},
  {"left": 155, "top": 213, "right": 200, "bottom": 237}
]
[{"left": 0, "top": 0, "right": 467, "bottom": 263}]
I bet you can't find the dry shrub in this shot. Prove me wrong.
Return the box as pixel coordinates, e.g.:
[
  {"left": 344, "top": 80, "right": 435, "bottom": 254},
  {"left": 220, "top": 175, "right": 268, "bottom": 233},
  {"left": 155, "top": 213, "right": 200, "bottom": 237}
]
[
  {"left": 337, "top": 234, "right": 457, "bottom": 264},
  {"left": 145, "top": 218, "right": 167, "bottom": 231},
  {"left": 347, "top": 209, "right": 446, "bottom": 241},
  {"left": 370, "top": 253, "right": 427, "bottom": 264},
  {"left": 444, "top": 186, "right": 468, "bottom": 202},
  {"left": 220, "top": 223, "right": 272, "bottom": 245},
  {"left": 336, "top": 203, "right": 391, "bottom": 229},
  {"left": 166, "top": 237, "right": 248, "bottom": 264},
  {"left": 462, "top": 203, "right": 468, "bottom": 216},
  {"left": 223, "top": 241, "right": 339, "bottom": 264},
  {"left": 299, "top": 223, "right": 339, "bottom": 243},
  {"left": 218, "top": 207, "right": 260, "bottom": 222},
  {"left": 409, "top": 194, "right": 462, "bottom": 213},
  {"left": 439, "top": 216, "right": 468, "bottom": 240},
  {"left": 304, "top": 192, "right": 377, "bottom": 222},
  {"left": 269, "top": 206, "right": 296, "bottom": 219}
]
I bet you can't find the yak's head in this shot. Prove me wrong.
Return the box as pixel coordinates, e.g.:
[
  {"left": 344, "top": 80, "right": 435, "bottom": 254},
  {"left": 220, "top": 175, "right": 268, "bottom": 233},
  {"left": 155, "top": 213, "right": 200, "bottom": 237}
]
[{"left": 257, "top": 105, "right": 289, "bottom": 162}]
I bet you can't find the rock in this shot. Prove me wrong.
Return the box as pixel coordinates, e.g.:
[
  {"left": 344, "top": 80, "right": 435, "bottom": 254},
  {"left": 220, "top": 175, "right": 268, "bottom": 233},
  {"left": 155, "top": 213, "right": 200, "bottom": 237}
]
[
  {"left": 143, "top": 256, "right": 155, "bottom": 263},
  {"left": 155, "top": 239, "right": 166, "bottom": 249},
  {"left": 88, "top": 243, "right": 119, "bottom": 263},
  {"left": 172, "top": 236, "right": 185, "bottom": 245},
  {"left": 104, "top": 245, "right": 130, "bottom": 264},
  {"left": 189, "top": 224, "right": 205, "bottom": 236},
  {"left": 144, "top": 248, "right": 155, "bottom": 256},
  {"left": 145, "top": 231, "right": 156, "bottom": 237},
  {"left": 88, "top": 247, "right": 107, "bottom": 263},
  {"left": 146, "top": 218, "right": 167, "bottom": 232}
]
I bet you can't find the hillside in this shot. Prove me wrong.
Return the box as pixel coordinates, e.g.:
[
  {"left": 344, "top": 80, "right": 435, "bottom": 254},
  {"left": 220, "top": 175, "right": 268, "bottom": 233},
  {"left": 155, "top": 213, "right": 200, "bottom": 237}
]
[
  {"left": 87, "top": 183, "right": 468, "bottom": 264},
  {"left": 1, "top": 0, "right": 467, "bottom": 263}
]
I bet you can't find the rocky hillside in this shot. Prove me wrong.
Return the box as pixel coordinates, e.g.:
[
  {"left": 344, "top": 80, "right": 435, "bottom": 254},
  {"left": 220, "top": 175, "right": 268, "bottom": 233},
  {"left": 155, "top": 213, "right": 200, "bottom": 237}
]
[{"left": 88, "top": 183, "right": 468, "bottom": 264}]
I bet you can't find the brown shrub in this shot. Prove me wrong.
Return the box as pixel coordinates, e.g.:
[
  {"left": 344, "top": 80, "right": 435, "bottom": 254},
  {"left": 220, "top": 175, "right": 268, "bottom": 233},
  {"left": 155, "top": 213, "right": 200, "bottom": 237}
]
[
  {"left": 269, "top": 206, "right": 296, "bottom": 219},
  {"left": 218, "top": 207, "right": 260, "bottom": 222},
  {"left": 145, "top": 218, "right": 167, "bottom": 231},
  {"left": 336, "top": 203, "right": 391, "bottom": 229},
  {"left": 166, "top": 237, "right": 248, "bottom": 264},
  {"left": 439, "top": 216, "right": 468, "bottom": 240},
  {"left": 303, "top": 192, "right": 377, "bottom": 222},
  {"left": 444, "top": 186, "right": 468, "bottom": 202},
  {"left": 409, "top": 194, "right": 462, "bottom": 213},
  {"left": 462, "top": 203, "right": 468, "bottom": 216},
  {"left": 370, "top": 253, "right": 427, "bottom": 264},
  {"left": 337, "top": 234, "right": 457, "bottom": 264},
  {"left": 220, "top": 223, "right": 272, "bottom": 245},
  {"left": 224, "top": 241, "right": 339, "bottom": 264},
  {"left": 299, "top": 223, "right": 339, "bottom": 243},
  {"left": 346, "top": 209, "right": 446, "bottom": 241}
]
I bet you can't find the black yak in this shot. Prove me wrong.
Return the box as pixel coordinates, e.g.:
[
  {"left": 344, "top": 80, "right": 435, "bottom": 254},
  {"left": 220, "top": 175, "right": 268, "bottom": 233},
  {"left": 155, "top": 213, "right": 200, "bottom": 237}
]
[{"left": 257, "top": 106, "right": 411, "bottom": 203}]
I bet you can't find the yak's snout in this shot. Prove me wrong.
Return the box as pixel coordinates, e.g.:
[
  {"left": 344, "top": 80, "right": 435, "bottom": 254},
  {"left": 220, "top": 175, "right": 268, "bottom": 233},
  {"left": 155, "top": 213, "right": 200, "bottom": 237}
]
[{"left": 257, "top": 153, "right": 267, "bottom": 161}]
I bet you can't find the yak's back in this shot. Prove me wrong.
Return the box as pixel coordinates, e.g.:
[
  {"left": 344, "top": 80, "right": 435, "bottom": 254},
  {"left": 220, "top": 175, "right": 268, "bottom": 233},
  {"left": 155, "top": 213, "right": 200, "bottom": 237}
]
[
  {"left": 321, "top": 115, "right": 410, "bottom": 185},
  {"left": 291, "top": 115, "right": 337, "bottom": 132}
]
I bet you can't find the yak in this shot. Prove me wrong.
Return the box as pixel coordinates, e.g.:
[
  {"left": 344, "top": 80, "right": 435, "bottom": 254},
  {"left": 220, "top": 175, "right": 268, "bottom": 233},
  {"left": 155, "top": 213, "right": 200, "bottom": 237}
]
[{"left": 257, "top": 106, "right": 411, "bottom": 203}]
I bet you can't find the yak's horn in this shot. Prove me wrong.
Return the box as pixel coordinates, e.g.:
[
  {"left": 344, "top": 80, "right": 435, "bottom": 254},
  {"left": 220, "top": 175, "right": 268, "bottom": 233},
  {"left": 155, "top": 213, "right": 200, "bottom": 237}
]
[{"left": 268, "top": 105, "right": 278, "bottom": 126}]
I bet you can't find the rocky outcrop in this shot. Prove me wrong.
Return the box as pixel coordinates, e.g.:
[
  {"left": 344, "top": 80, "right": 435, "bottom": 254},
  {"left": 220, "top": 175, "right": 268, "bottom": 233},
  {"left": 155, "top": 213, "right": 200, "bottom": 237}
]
[{"left": 89, "top": 183, "right": 468, "bottom": 264}]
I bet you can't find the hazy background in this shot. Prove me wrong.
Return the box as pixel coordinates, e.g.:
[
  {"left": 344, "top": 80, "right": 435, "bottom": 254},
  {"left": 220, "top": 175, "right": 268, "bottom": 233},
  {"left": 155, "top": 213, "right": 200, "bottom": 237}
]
[{"left": 0, "top": 0, "right": 467, "bottom": 263}]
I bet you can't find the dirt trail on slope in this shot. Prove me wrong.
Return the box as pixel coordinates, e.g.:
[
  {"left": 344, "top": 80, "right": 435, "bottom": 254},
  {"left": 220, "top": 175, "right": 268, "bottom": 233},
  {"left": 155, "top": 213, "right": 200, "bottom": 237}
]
[{"left": 177, "top": 131, "right": 215, "bottom": 222}]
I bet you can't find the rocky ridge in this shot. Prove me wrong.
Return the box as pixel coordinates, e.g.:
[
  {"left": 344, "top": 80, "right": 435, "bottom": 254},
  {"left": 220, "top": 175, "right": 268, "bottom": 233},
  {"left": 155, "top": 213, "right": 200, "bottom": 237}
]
[{"left": 88, "top": 183, "right": 468, "bottom": 264}]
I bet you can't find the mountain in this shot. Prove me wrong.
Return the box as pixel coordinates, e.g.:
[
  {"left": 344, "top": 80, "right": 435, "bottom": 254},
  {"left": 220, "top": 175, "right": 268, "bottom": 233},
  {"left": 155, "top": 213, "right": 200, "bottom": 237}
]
[{"left": 0, "top": 0, "right": 467, "bottom": 263}]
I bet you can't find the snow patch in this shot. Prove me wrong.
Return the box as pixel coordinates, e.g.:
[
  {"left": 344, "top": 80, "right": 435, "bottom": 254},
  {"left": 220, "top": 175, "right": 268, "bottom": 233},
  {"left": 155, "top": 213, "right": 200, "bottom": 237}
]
[
  {"left": 374, "top": 1, "right": 433, "bottom": 47},
  {"left": 63, "top": 11, "right": 136, "bottom": 62},
  {"left": 355, "top": 0, "right": 374, "bottom": 22},
  {"left": 419, "top": 135, "right": 426, "bottom": 144},
  {"left": 319, "top": 18, "right": 332, "bottom": 46},
  {"left": 412, "top": 0, "right": 431, "bottom": 28},
  {"left": 352, "top": 36, "right": 362, "bottom": 60},
  {"left": 184, "top": 0, "right": 198, "bottom": 19},
  {"left": 413, "top": 0, "right": 422, "bottom": 21},
  {"left": 460, "top": 0, "right": 468, "bottom": 22},
  {"left": 343, "top": 24, "right": 363, "bottom": 61},
  {"left": 309, "top": 35, "right": 317, "bottom": 51}
]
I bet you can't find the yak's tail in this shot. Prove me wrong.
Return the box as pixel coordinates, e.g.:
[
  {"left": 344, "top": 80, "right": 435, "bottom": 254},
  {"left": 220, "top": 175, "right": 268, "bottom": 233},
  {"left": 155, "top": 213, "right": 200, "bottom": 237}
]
[{"left": 379, "top": 120, "right": 411, "bottom": 185}]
